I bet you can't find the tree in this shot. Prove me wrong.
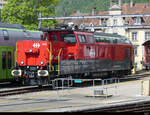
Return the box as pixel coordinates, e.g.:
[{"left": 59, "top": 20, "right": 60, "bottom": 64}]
[{"left": 1, "top": 0, "right": 59, "bottom": 30}]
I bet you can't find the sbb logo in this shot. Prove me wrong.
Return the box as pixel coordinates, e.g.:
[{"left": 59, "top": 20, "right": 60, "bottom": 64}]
[{"left": 33, "top": 43, "right": 40, "bottom": 48}]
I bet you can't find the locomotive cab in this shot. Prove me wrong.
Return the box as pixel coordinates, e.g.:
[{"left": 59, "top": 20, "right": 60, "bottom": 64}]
[{"left": 42, "top": 28, "right": 96, "bottom": 76}]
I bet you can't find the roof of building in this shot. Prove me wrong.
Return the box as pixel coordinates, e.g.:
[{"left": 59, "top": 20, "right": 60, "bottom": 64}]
[
  {"left": 122, "top": 3, "right": 150, "bottom": 25},
  {"left": 57, "top": 3, "right": 150, "bottom": 27}
]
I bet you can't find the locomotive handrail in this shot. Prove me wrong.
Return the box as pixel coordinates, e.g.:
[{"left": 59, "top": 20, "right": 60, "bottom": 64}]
[
  {"left": 15, "top": 43, "right": 17, "bottom": 67},
  {"left": 47, "top": 42, "right": 54, "bottom": 72},
  {"left": 49, "top": 42, "right": 52, "bottom": 72},
  {"left": 57, "top": 48, "right": 62, "bottom": 76}
]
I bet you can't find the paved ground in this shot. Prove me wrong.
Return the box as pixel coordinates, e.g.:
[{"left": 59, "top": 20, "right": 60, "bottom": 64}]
[{"left": 0, "top": 78, "right": 150, "bottom": 112}]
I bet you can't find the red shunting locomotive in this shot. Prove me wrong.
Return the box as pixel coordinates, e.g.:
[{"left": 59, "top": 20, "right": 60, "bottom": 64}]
[
  {"left": 12, "top": 40, "right": 50, "bottom": 85},
  {"left": 12, "top": 26, "right": 134, "bottom": 85}
]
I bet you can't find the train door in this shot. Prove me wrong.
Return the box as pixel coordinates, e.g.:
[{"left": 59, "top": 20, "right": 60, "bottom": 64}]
[
  {"left": 77, "top": 34, "right": 88, "bottom": 59},
  {"left": 0, "top": 46, "right": 13, "bottom": 80},
  {"left": 86, "top": 35, "right": 96, "bottom": 59}
]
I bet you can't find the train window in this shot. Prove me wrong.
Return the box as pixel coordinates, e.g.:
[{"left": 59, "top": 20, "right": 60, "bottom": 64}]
[
  {"left": 95, "top": 37, "right": 99, "bottom": 42},
  {"left": 77, "top": 35, "right": 87, "bottom": 43},
  {"left": 124, "top": 38, "right": 131, "bottom": 44},
  {"left": 40, "top": 34, "right": 43, "bottom": 40},
  {"left": 88, "top": 35, "right": 94, "bottom": 44},
  {"left": 8, "top": 52, "right": 11, "bottom": 69},
  {"left": 113, "top": 39, "right": 117, "bottom": 43},
  {"left": 43, "top": 33, "right": 47, "bottom": 40},
  {"left": 109, "top": 38, "right": 113, "bottom": 43},
  {"left": 51, "top": 35, "right": 57, "bottom": 41},
  {"left": 106, "top": 38, "right": 110, "bottom": 43},
  {"left": 24, "top": 31, "right": 31, "bottom": 38},
  {"left": 125, "top": 48, "right": 130, "bottom": 58},
  {"left": 100, "top": 37, "right": 104, "bottom": 42},
  {"left": 148, "top": 47, "right": 150, "bottom": 54},
  {"left": 2, "top": 52, "right": 6, "bottom": 69},
  {"left": 61, "top": 33, "right": 76, "bottom": 44},
  {"left": 3, "top": 30, "right": 9, "bottom": 40}
]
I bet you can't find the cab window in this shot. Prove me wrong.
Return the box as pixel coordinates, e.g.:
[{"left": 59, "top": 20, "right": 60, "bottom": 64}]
[
  {"left": 50, "top": 35, "right": 58, "bottom": 41},
  {"left": 88, "top": 35, "right": 94, "bottom": 43},
  {"left": 43, "top": 33, "right": 48, "bottom": 40},
  {"left": 61, "top": 34, "right": 76, "bottom": 44},
  {"left": 77, "top": 34, "right": 87, "bottom": 43}
]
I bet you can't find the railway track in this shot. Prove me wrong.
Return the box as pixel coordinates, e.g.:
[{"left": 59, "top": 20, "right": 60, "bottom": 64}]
[
  {"left": 0, "top": 70, "right": 149, "bottom": 97},
  {"left": 83, "top": 100, "right": 150, "bottom": 113},
  {"left": 0, "top": 86, "right": 51, "bottom": 97}
]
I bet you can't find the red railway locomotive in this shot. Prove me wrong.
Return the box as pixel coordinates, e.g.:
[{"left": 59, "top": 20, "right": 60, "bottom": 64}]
[{"left": 12, "top": 26, "right": 134, "bottom": 85}]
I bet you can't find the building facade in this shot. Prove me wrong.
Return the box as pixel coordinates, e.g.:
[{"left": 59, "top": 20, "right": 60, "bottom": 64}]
[
  {"left": 0, "top": 0, "right": 7, "bottom": 9},
  {"left": 102, "top": 1, "right": 150, "bottom": 70}
]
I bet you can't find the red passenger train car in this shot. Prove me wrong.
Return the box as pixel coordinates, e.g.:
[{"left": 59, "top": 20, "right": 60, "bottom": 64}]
[{"left": 12, "top": 26, "right": 134, "bottom": 85}]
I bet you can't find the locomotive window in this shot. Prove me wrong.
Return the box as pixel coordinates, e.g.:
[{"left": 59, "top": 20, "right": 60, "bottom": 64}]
[
  {"left": 8, "top": 52, "right": 11, "bottom": 69},
  {"left": 3, "top": 30, "right": 9, "bottom": 40},
  {"left": 24, "top": 31, "right": 31, "bottom": 38},
  {"left": 2, "top": 52, "right": 6, "bottom": 69},
  {"left": 43, "top": 33, "right": 48, "bottom": 40},
  {"left": 148, "top": 47, "right": 150, "bottom": 54},
  {"left": 51, "top": 35, "right": 57, "bottom": 41},
  {"left": 77, "top": 35, "right": 87, "bottom": 43},
  {"left": 125, "top": 48, "right": 130, "bottom": 58},
  {"left": 61, "top": 34, "right": 76, "bottom": 44},
  {"left": 105, "top": 38, "right": 110, "bottom": 43},
  {"left": 88, "top": 35, "right": 94, "bottom": 44},
  {"left": 113, "top": 39, "right": 117, "bottom": 43}
]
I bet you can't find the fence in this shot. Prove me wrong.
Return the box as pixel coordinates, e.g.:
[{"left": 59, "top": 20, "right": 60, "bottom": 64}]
[{"left": 51, "top": 77, "right": 120, "bottom": 99}]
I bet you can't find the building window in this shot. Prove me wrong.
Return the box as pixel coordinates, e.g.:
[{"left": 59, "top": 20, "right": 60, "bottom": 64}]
[
  {"left": 133, "top": 17, "right": 141, "bottom": 25},
  {"left": 145, "top": 32, "right": 150, "bottom": 41},
  {"left": 132, "top": 32, "right": 137, "bottom": 41},
  {"left": 113, "top": 18, "right": 118, "bottom": 25}
]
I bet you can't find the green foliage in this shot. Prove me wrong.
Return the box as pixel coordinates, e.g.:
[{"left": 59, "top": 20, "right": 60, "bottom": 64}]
[
  {"left": 55, "top": 0, "right": 150, "bottom": 17},
  {"left": 1, "top": 0, "right": 59, "bottom": 30}
]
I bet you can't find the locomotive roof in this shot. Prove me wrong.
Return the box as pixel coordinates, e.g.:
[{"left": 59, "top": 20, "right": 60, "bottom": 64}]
[
  {"left": 94, "top": 32, "right": 123, "bottom": 38},
  {"left": 38, "top": 27, "right": 92, "bottom": 33},
  {"left": 143, "top": 40, "right": 150, "bottom": 46},
  {"left": 0, "top": 22, "right": 26, "bottom": 29}
]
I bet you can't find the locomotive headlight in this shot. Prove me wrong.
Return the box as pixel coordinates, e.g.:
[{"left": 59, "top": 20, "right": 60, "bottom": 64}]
[
  {"left": 40, "top": 61, "right": 44, "bottom": 65},
  {"left": 21, "top": 61, "right": 24, "bottom": 64},
  {"left": 29, "top": 49, "right": 32, "bottom": 53}
]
